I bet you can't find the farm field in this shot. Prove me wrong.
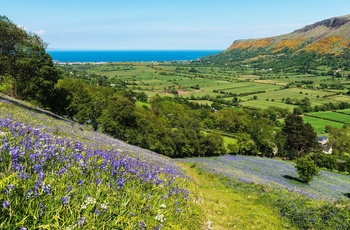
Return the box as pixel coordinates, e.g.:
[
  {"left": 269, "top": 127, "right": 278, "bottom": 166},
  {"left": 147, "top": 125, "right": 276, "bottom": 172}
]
[
  {"left": 307, "top": 111, "right": 350, "bottom": 124},
  {"left": 60, "top": 62, "right": 350, "bottom": 134},
  {"left": 302, "top": 115, "right": 345, "bottom": 134},
  {"left": 240, "top": 99, "right": 297, "bottom": 110},
  {"left": 337, "top": 108, "right": 350, "bottom": 114}
]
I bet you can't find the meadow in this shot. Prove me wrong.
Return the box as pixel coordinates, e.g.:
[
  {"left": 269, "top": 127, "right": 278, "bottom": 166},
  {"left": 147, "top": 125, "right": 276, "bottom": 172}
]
[
  {"left": 1, "top": 92, "right": 350, "bottom": 229},
  {"left": 0, "top": 96, "right": 201, "bottom": 229},
  {"left": 306, "top": 111, "right": 350, "bottom": 124},
  {"left": 302, "top": 116, "right": 344, "bottom": 134},
  {"left": 179, "top": 155, "right": 350, "bottom": 200}
]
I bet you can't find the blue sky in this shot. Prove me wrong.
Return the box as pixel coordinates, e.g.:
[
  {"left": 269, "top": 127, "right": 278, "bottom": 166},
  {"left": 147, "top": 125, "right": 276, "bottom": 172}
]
[{"left": 2, "top": 0, "right": 350, "bottom": 50}]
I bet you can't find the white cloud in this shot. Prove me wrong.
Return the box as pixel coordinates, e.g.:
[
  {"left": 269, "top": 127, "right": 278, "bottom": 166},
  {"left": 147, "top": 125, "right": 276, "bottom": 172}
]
[
  {"left": 17, "top": 25, "right": 28, "bottom": 31},
  {"left": 35, "top": 29, "right": 46, "bottom": 35}
]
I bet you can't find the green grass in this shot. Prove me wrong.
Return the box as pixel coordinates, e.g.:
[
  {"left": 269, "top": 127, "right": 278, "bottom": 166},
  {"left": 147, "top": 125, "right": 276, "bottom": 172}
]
[
  {"left": 303, "top": 115, "right": 344, "bottom": 134},
  {"left": 307, "top": 111, "right": 350, "bottom": 124},
  {"left": 336, "top": 108, "right": 350, "bottom": 114},
  {"left": 179, "top": 163, "right": 294, "bottom": 230},
  {"left": 241, "top": 100, "right": 297, "bottom": 110}
]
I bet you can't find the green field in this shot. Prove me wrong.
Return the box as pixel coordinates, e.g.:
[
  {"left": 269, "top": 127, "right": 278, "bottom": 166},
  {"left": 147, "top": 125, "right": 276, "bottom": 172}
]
[
  {"left": 336, "top": 108, "right": 350, "bottom": 114},
  {"left": 303, "top": 115, "right": 345, "bottom": 134},
  {"left": 307, "top": 111, "right": 350, "bottom": 124},
  {"left": 240, "top": 100, "right": 297, "bottom": 110},
  {"left": 59, "top": 62, "right": 350, "bottom": 134}
]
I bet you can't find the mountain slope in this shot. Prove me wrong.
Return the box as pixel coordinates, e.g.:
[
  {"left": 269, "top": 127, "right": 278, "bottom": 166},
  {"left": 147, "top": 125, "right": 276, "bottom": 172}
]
[{"left": 226, "top": 14, "right": 350, "bottom": 55}]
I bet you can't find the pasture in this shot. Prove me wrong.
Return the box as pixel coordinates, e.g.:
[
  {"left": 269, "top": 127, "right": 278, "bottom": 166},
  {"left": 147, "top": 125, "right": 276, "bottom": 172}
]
[
  {"left": 303, "top": 115, "right": 345, "bottom": 134},
  {"left": 307, "top": 111, "right": 350, "bottom": 124}
]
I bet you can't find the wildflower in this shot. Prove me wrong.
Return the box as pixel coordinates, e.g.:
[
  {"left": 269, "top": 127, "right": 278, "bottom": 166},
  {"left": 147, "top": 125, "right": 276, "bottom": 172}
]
[
  {"left": 2, "top": 200, "right": 10, "bottom": 208},
  {"left": 154, "top": 224, "right": 163, "bottom": 230},
  {"left": 40, "top": 203, "right": 46, "bottom": 217},
  {"left": 160, "top": 203, "right": 166, "bottom": 209},
  {"left": 62, "top": 196, "right": 70, "bottom": 205},
  {"left": 94, "top": 208, "right": 101, "bottom": 216},
  {"left": 20, "top": 227, "right": 27, "bottom": 230},
  {"left": 26, "top": 189, "right": 34, "bottom": 199},
  {"left": 100, "top": 202, "right": 108, "bottom": 210},
  {"left": 116, "top": 177, "right": 126, "bottom": 189},
  {"left": 43, "top": 184, "right": 51, "bottom": 195},
  {"left": 95, "top": 178, "right": 102, "bottom": 186},
  {"left": 77, "top": 180, "right": 84, "bottom": 186},
  {"left": 81, "top": 196, "right": 96, "bottom": 210},
  {"left": 77, "top": 217, "right": 85, "bottom": 226},
  {"left": 139, "top": 221, "right": 146, "bottom": 228},
  {"left": 155, "top": 211, "right": 166, "bottom": 223}
]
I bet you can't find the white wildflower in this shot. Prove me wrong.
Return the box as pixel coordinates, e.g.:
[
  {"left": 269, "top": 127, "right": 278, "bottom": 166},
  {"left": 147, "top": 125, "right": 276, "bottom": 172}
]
[
  {"left": 155, "top": 211, "right": 166, "bottom": 223},
  {"left": 80, "top": 196, "right": 96, "bottom": 210},
  {"left": 160, "top": 203, "right": 166, "bottom": 209},
  {"left": 100, "top": 202, "right": 108, "bottom": 210}
]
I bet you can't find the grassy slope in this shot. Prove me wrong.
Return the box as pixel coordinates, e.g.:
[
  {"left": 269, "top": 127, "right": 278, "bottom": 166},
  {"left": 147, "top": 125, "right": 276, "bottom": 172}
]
[
  {"left": 0, "top": 93, "right": 296, "bottom": 229},
  {"left": 179, "top": 163, "right": 292, "bottom": 230}
]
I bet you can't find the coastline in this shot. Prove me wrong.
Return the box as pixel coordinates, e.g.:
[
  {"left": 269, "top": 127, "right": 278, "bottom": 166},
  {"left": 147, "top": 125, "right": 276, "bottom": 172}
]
[{"left": 47, "top": 50, "right": 222, "bottom": 63}]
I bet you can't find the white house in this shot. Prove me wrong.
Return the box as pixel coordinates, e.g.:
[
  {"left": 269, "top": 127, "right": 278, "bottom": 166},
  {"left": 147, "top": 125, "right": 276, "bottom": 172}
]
[{"left": 316, "top": 136, "right": 332, "bottom": 154}]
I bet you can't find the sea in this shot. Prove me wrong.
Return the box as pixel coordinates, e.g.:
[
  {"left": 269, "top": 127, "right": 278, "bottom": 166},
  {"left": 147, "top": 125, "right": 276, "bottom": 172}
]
[{"left": 47, "top": 50, "right": 222, "bottom": 63}]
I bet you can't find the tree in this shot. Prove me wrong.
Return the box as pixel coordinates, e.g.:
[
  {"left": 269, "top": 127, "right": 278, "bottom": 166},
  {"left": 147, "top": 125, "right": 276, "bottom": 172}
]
[
  {"left": 281, "top": 114, "right": 318, "bottom": 159},
  {"left": 99, "top": 94, "right": 137, "bottom": 140},
  {"left": 0, "top": 16, "right": 59, "bottom": 106},
  {"left": 328, "top": 127, "right": 350, "bottom": 156},
  {"left": 295, "top": 155, "right": 319, "bottom": 183}
]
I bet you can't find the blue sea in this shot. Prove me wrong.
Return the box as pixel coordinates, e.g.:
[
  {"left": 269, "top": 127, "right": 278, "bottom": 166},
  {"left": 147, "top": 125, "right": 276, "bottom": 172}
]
[{"left": 47, "top": 50, "right": 222, "bottom": 63}]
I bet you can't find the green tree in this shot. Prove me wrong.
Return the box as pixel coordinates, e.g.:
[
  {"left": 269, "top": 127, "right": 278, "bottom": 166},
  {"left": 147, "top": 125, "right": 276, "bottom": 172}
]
[
  {"left": 199, "top": 133, "right": 226, "bottom": 157},
  {"left": 329, "top": 127, "right": 350, "bottom": 156},
  {"left": 295, "top": 155, "right": 319, "bottom": 183},
  {"left": 0, "top": 16, "right": 59, "bottom": 106},
  {"left": 99, "top": 94, "right": 137, "bottom": 140},
  {"left": 281, "top": 114, "right": 318, "bottom": 159}
]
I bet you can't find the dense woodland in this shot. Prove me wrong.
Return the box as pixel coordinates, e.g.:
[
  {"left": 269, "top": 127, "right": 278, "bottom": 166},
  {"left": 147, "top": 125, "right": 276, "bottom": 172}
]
[{"left": 1, "top": 15, "right": 350, "bottom": 174}]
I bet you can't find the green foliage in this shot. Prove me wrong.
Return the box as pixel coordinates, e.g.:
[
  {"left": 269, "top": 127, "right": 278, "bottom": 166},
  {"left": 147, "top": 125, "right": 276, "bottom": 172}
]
[
  {"left": 295, "top": 155, "right": 320, "bottom": 183},
  {"left": 281, "top": 114, "right": 318, "bottom": 159},
  {"left": 310, "top": 152, "right": 337, "bottom": 171},
  {"left": 329, "top": 126, "right": 350, "bottom": 156},
  {"left": 0, "top": 16, "right": 59, "bottom": 107}
]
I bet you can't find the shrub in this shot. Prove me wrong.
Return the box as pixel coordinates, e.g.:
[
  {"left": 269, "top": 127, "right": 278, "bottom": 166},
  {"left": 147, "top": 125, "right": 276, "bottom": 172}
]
[
  {"left": 310, "top": 153, "right": 337, "bottom": 171},
  {"left": 295, "top": 155, "right": 319, "bottom": 183}
]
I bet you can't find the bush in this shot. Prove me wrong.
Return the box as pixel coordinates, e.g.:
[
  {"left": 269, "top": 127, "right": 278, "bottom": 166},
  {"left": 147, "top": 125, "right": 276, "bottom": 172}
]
[
  {"left": 310, "top": 153, "right": 337, "bottom": 171},
  {"left": 295, "top": 155, "right": 319, "bottom": 183}
]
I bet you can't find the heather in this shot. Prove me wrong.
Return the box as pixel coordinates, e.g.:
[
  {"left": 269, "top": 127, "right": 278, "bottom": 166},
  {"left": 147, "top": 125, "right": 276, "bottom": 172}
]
[{"left": 0, "top": 99, "right": 201, "bottom": 229}]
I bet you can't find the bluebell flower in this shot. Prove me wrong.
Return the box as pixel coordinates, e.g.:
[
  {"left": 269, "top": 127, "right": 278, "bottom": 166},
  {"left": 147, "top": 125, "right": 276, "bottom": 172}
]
[
  {"left": 61, "top": 196, "right": 70, "bottom": 205},
  {"left": 2, "top": 200, "right": 10, "bottom": 208},
  {"left": 77, "top": 217, "right": 85, "bottom": 226},
  {"left": 77, "top": 179, "right": 84, "bottom": 186},
  {"left": 43, "top": 184, "right": 51, "bottom": 195},
  {"left": 94, "top": 208, "right": 101, "bottom": 216}
]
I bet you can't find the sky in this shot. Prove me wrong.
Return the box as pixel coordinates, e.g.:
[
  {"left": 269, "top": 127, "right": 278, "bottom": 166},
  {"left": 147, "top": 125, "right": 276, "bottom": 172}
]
[{"left": 2, "top": 0, "right": 350, "bottom": 50}]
